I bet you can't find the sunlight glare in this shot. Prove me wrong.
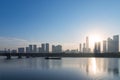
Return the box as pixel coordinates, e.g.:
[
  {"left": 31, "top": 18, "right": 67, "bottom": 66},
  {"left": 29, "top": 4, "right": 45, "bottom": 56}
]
[
  {"left": 91, "top": 58, "right": 97, "bottom": 74},
  {"left": 89, "top": 34, "right": 102, "bottom": 45},
  {"left": 88, "top": 58, "right": 97, "bottom": 74}
]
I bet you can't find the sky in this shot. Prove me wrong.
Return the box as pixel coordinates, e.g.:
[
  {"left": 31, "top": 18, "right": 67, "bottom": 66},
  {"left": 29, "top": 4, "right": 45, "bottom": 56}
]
[{"left": 0, "top": 0, "right": 120, "bottom": 51}]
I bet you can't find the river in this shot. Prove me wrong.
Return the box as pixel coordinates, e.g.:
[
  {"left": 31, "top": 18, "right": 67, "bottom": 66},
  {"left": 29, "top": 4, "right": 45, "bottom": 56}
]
[{"left": 0, "top": 57, "right": 119, "bottom": 80}]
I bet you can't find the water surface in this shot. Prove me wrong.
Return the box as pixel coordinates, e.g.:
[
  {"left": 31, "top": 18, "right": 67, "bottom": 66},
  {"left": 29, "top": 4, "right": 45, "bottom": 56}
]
[{"left": 0, "top": 57, "right": 119, "bottom": 80}]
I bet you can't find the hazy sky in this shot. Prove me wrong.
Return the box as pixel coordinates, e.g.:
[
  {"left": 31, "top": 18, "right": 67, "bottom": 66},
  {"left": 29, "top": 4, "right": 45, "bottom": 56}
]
[{"left": 0, "top": 0, "right": 120, "bottom": 50}]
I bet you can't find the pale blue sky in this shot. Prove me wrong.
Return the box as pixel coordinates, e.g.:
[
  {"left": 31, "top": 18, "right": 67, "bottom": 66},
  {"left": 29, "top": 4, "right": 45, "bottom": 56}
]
[{"left": 0, "top": 0, "right": 120, "bottom": 50}]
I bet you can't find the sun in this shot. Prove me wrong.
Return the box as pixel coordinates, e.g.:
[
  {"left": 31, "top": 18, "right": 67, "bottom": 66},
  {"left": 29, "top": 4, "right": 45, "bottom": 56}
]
[{"left": 89, "top": 34, "right": 102, "bottom": 45}]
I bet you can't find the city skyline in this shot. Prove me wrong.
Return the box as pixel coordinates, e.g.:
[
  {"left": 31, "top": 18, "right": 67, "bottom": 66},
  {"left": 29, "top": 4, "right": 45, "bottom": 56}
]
[
  {"left": 0, "top": 0, "right": 120, "bottom": 50},
  {"left": 0, "top": 34, "right": 119, "bottom": 53}
]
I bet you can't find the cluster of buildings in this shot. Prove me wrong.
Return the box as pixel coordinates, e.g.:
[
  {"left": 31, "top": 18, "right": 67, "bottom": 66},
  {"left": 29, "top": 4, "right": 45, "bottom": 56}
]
[
  {"left": 93, "top": 35, "right": 119, "bottom": 53},
  {"left": 102, "top": 35, "right": 119, "bottom": 53},
  {"left": 0, "top": 35, "right": 119, "bottom": 54},
  {"left": 78, "top": 35, "right": 119, "bottom": 53},
  {"left": 64, "top": 36, "right": 91, "bottom": 53},
  {"left": 1, "top": 43, "right": 62, "bottom": 53},
  {"left": 82, "top": 36, "right": 91, "bottom": 53},
  {"left": 25, "top": 43, "right": 50, "bottom": 53},
  {"left": 52, "top": 45, "right": 62, "bottom": 53}
]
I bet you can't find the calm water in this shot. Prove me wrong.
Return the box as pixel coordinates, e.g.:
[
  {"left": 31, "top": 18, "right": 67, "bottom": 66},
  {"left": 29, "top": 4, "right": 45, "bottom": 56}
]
[{"left": 0, "top": 57, "right": 119, "bottom": 80}]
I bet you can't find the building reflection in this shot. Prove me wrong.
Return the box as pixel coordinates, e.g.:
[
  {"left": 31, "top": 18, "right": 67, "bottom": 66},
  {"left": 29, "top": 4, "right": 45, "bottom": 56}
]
[
  {"left": 23, "top": 58, "right": 62, "bottom": 70},
  {"left": 21, "top": 58, "right": 50, "bottom": 70},
  {"left": 85, "top": 58, "right": 119, "bottom": 76},
  {"left": 107, "top": 58, "right": 119, "bottom": 76}
]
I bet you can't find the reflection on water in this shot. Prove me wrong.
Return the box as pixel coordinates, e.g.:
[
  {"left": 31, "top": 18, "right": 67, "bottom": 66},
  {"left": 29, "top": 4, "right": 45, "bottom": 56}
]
[
  {"left": 0, "top": 57, "right": 120, "bottom": 80},
  {"left": 108, "top": 58, "right": 119, "bottom": 76},
  {"left": 87, "top": 58, "right": 97, "bottom": 74},
  {"left": 85, "top": 58, "right": 119, "bottom": 80}
]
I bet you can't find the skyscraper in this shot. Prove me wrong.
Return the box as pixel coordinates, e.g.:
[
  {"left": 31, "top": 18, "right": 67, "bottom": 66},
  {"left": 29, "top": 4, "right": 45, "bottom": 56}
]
[
  {"left": 97, "top": 42, "right": 101, "bottom": 53},
  {"left": 46, "top": 43, "right": 49, "bottom": 53},
  {"left": 86, "top": 36, "right": 89, "bottom": 49},
  {"left": 84, "top": 36, "right": 90, "bottom": 53},
  {"left": 113, "top": 35, "right": 119, "bottom": 53},
  {"left": 103, "top": 40, "right": 107, "bottom": 53},
  {"left": 26, "top": 47, "right": 29, "bottom": 53},
  {"left": 83, "top": 43, "right": 86, "bottom": 53},
  {"left": 107, "top": 35, "right": 119, "bottom": 53},
  {"left": 79, "top": 43, "right": 82, "bottom": 53},
  {"left": 52, "top": 45, "right": 56, "bottom": 53},
  {"left": 56, "top": 45, "right": 62, "bottom": 53},
  {"left": 94, "top": 42, "right": 98, "bottom": 53},
  {"left": 41, "top": 43, "right": 45, "bottom": 53},
  {"left": 29, "top": 45, "right": 32, "bottom": 53},
  {"left": 107, "top": 37, "right": 113, "bottom": 53},
  {"left": 94, "top": 42, "right": 101, "bottom": 53},
  {"left": 33, "top": 45, "right": 37, "bottom": 53}
]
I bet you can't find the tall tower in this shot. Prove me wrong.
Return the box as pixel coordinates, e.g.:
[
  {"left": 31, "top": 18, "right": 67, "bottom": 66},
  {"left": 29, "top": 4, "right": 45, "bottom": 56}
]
[
  {"left": 98, "top": 42, "right": 101, "bottom": 53},
  {"left": 94, "top": 42, "right": 97, "bottom": 53},
  {"left": 29, "top": 45, "right": 32, "bottom": 53},
  {"left": 113, "top": 35, "right": 119, "bottom": 53},
  {"left": 26, "top": 47, "right": 29, "bottom": 53},
  {"left": 83, "top": 43, "right": 86, "bottom": 53},
  {"left": 107, "top": 37, "right": 113, "bottom": 53},
  {"left": 86, "top": 36, "right": 90, "bottom": 53},
  {"left": 52, "top": 45, "right": 56, "bottom": 53},
  {"left": 46, "top": 43, "right": 49, "bottom": 53},
  {"left": 33, "top": 45, "right": 37, "bottom": 53},
  {"left": 41, "top": 43, "right": 45, "bottom": 53},
  {"left": 86, "top": 36, "right": 89, "bottom": 49}
]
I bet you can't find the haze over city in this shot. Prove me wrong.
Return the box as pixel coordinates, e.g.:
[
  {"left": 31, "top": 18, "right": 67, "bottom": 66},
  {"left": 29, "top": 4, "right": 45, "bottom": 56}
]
[{"left": 0, "top": 0, "right": 120, "bottom": 51}]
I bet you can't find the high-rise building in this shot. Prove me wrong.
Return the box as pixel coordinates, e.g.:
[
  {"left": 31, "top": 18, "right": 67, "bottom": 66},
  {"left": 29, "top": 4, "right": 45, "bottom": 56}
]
[
  {"left": 26, "top": 47, "right": 29, "bottom": 53},
  {"left": 29, "top": 45, "right": 32, "bottom": 53},
  {"left": 94, "top": 42, "right": 101, "bottom": 53},
  {"left": 107, "top": 37, "right": 113, "bottom": 53},
  {"left": 97, "top": 42, "right": 101, "bottom": 53},
  {"left": 86, "top": 36, "right": 89, "bottom": 49},
  {"left": 83, "top": 43, "right": 86, "bottom": 53},
  {"left": 18, "top": 48, "right": 24, "bottom": 53},
  {"left": 52, "top": 45, "right": 62, "bottom": 53},
  {"left": 94, "top": 42, "right": 98, "bottom": 53},
  {"left": 46, "top": 43, "right": 49, "bottom": 53},
  {"left": 107, "top": 35, "right": 119, "bottom": 53},
  {"left": 41, "top": 43, "right": 45, "bottom": 53},
  {"left": 33, "top": 45, "right": 37, "bottom": 53},
  {"left": 79, "top": 43, "right": 82, "bottom": 53},
  {"left": 83, "top": 36, "right": 90, "bottom": 53},
  {"left": 103, "top": 40, "right": 107, "bottom": 53},
  {"left": 113, "top": 35, "right": 119, "bottom": 53},
  {"left": 56, "top": 45, "right": 62, "bottom": 53},
  {"left": 52, "top": 45, "right": 56, "bottom": 53}
]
